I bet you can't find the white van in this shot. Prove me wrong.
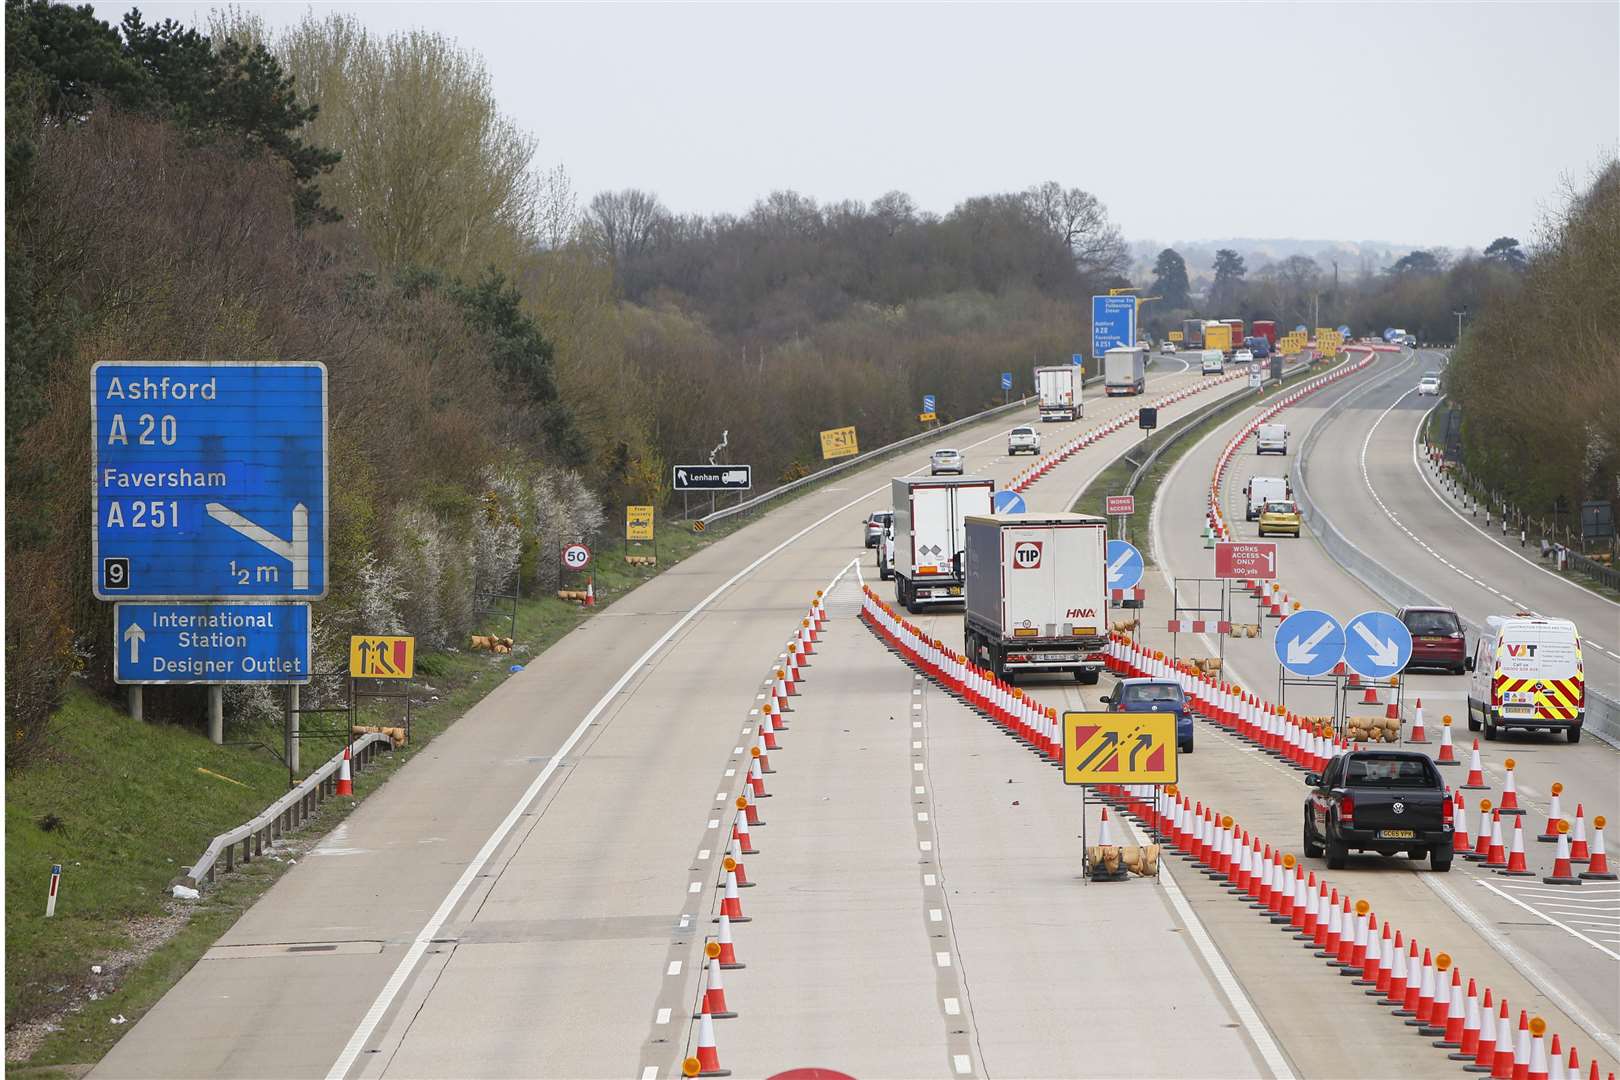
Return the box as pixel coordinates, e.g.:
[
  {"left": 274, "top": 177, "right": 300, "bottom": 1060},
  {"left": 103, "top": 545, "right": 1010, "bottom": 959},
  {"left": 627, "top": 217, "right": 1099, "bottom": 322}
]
[
  {"left": 1244, "top": 475, "right": 1291, "bottom": 520},
  {"left": 1466, "top": 615, "right": 1585, "bottom": 741},
  {"left": 1201, "top": 350, "right": 1225, "bottom": 375},
  {"left": 1257, "top": 423, "right": 1288, "bottom": 455}
]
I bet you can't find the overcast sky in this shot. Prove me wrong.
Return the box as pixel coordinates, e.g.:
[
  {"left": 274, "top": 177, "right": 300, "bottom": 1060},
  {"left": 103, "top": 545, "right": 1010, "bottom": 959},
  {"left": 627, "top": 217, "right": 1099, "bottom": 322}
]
[{"left": 105, "top": 2, "right": 1618, "bottom": 250}]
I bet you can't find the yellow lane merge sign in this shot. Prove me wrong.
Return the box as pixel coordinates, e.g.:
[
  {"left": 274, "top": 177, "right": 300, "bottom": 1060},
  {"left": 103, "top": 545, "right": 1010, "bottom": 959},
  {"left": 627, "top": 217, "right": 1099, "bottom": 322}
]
[
  {"left": 819, "top": 426, "right": 860, "bottom": 460},
  {"left": 918, "top": 412, "right": 938, "bottom": 423},
  {"left": 1168, "top": 331, "right": 1184, "bottom": 342},
  {"left": 626, "top": 505, "right": 655, "bottom": 540},
  {"left": 1063, "top": 710, "right": 1178, "bottom": 784},
  {"left": 350, "top": 635, "right": 415, "bottom": 679}
]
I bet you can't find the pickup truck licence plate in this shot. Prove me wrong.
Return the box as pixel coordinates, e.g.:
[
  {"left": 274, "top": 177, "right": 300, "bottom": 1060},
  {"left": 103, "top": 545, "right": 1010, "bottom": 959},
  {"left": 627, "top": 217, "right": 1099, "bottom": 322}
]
[
  {"left": 948, "top": 587, "right": 962, "bottom": 596},
  {"left": 1379, "top": 829, "right": 1415, "bottom": 840}
]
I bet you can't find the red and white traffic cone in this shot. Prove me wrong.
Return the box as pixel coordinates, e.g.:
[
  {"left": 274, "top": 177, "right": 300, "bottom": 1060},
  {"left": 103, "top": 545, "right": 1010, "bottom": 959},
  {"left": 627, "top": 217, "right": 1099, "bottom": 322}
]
[
  {"left": 685, "top": 1010, "right": 730, "bottom": 1077},
  {"left": 1393, "top": 941, "right": 1422, "bottom": 1014},
  {"left": 752, "top": 738, "right": 772, "bottom": 775},
  {"left": 1450, "top": 978, "right": 1483, "bottom": 1059},
  {"left": 747, "top": 756, "right": 768, "bottom": 798},
  {"left": 722, "top": 845, "right": 752, "bottom": 888},
  {"left": 1539, "top": 785, "right": 1567, "bottom": 842},
  {"left": 1462, "top": 739, "right": 1491, "bottom": 789},
  {"left": 1485, "top": 998, "right": 1512, "bottom": 1076},
  {"left": 716, "top": 914, "right": 744, "bottom": 969},
  {"left": 1499, "top": 758, "right": 1525, "bottom": 815},
  {"left": 1436, "top": 716, "right": 1459, "bottom": 764},
  {"left": 1581, "top": 815, "right": 1615, "bottom": 880},
  {"left": 1500, "top": 816, "right": 1535, "bottom": 876},
  {"left": 731, "top": 809, "right": 756, "bottom": 855},
  {"left": 1484, "top": 811, "right": 1509, "bottom": 868},
  {"left": 1433, "top": 966, "right": 1466, "bottom": 1042},
  {"left": 1568, "top": 804, "right": 1591, "bottom": 862},
  {"left": 1473, "top": 800, "right": 1495, "bottom": 860},
  {"left": 1407, "top": 948, "right": 1438, "bottom": 1027},
  {"left": 1527, "top": 1019, "right": 1551, "bottom": 1080},
  {"left": 1543, "top": 824, "right": 1582, "bottom": 885},
  {"left": 336, "top": 745, "right": 354, "bottom": 797},
  {"left": 698, "top": 953, "right": 736, "bottom": 1019},
  {"left": 1097, "top": 807, "right": 1115, "bottom": 846},
  {"left": 1471, "top": 989, "right": 1498, "bottom": 1069},
  {"left": 717, "top": 869, "right": 749, "bottom": 923},
  {"left": 1455, "top": 790, "right": 1473, "bottom": 855},
  {"left": 759, "top": 720, "right": 779, "bottom": 753},
  {"left": 1509, "top": 1011, "right": 1531, "bottom": 1080},
  {"left": 585, "top": 578, "right": 596, "bottom": 607},
  {"left": 1410, "top": 698, "right": 1429, "bottom": 743},
  {"left": 737, "top": 793, "right": 763, "bottom": 828}
]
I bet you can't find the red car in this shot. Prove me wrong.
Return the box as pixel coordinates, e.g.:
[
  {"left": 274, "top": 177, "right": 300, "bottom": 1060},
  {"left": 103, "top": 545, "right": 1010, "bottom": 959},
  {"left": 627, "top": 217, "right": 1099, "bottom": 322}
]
[{"left": 1398, "top": 606, "right": 1467, "bottom": 674}]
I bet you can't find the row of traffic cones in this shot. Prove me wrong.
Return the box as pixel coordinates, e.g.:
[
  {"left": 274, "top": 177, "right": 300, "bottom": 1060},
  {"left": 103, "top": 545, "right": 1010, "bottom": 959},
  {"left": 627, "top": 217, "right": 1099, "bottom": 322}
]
[
  {"left": 686, "top": 590, "right": 829, "bottom": 1077},
  {"left": 858, "top": 588, "right": 1615, "bottom": 1080},
  {"left": 1005, "top": 370, "right": 1243, "bottom": 494}
]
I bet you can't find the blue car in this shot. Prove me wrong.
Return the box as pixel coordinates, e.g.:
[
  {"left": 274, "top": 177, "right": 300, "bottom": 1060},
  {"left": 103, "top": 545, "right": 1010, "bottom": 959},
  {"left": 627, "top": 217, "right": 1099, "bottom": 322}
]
[{"left": 1101, "top": 678, "right": 1194, "bottom": 753}]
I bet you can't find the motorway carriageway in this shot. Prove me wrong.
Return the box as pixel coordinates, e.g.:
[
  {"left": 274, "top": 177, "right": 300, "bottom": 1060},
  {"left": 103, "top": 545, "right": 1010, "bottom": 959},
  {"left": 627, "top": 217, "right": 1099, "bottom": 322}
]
[
  {"left": 904, "top": 346, "right": 1618, "bottom": 1079},
  {"left": 94, "top": 358, "right": 1271, "bottom": 1080}
]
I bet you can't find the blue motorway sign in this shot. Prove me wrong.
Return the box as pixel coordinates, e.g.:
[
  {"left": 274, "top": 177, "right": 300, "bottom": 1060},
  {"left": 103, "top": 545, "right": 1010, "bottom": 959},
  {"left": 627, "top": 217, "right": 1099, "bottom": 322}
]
[
  {"left": 1337, "top": 325, "right": 1351, "bottom": 339},
  {"left": 92, "top": 362, "right": 328, "bottom": 600},
  {"left": 923, "top": 394, "right": 937, "bottom": 413},
  {"left": 1001, "top": 372, "right": 1013, "bottom": 391},
  {"left": 1092, "top": 295, "right": 1137, "bottom": 359},
  {"left": 1105, "top": 540, "right": 1144, "bottom": 591},
  {"left": 114, "top": 603, "right": 311, "bottom": 684},
  {"left": 1343, "top": 610, "right": 1414, "bottom": 679},
  {"left": 1275, "top": 608, "right": 1345, "bottom": 677},
  {"left": 1071, "top": 353, "right": 1085, "bottom": 366},
  {"left": 993, "top": 490, "right": 1027, "bottom": 514}
]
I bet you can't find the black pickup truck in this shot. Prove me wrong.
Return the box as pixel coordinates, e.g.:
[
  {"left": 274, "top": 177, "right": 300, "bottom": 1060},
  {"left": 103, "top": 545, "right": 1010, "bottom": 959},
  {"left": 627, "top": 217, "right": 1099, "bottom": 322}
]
[{"left": 1302, "top": 750, "right": 1453, "bottom": 872}]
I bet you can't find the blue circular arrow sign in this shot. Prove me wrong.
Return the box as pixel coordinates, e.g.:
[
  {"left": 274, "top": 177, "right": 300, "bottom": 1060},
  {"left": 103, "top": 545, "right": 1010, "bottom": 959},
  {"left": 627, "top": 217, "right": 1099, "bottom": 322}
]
[
  {"left": 1105, "top": 539, "right": 1144, "bottom": 592},
  {"left": 993, "top": 490, "right": 1027, "bottom": 514},
  {"left": 1342, "top": 610, "right": 1414, "bottom": 679},
  {"left": 1274, "top": 608, "right": 1346, "bottom": 677}
]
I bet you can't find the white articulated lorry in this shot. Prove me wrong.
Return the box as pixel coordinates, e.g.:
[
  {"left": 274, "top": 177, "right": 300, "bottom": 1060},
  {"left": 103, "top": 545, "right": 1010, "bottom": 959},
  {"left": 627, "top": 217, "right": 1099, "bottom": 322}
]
[
  {"left": 1034, "top": 365, "right": 1081, "bottom": 422},
  {"left": 963, "top": 512, "right": 1110, "bottom": 683},
  {"left": 1103, "top": 346, "right": 1147, "bottom": 396},
  {"left": 891, "top": 477, "right": 996, "bottom": 612}
]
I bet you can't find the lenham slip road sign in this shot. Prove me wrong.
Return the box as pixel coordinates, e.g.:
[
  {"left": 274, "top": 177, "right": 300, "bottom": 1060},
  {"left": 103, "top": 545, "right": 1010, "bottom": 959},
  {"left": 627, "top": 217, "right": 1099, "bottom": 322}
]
[
  {"left": 114, "top": 603, "right": 311, "bottom": 684},
  {"left": 92, "top": 362, "right": 328, "bottom": 600},
  {"left": 1064, "top": 711, "right": 1178, "bottom": 785},
  {"left": 1215, "top": 540, "right": 1277, "bottom": 580},
  {"left": 672, "top": 465, "right": 752, "bottom": 491}
]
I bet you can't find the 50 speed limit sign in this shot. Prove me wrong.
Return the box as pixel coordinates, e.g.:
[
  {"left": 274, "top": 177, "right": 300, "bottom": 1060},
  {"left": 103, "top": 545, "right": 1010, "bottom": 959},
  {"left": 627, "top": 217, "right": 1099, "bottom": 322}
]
[{"left": 561, "top": 543, "right": 592, "bottom": 571}]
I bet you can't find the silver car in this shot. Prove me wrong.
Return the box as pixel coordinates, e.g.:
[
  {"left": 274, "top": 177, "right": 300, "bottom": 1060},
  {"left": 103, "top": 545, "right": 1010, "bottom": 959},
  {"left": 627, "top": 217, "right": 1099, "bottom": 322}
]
[
  {"left": 930, "top": 448, "right": 964, "bottom": 475},
  {"left": 1417, "top": 373, "right": 1441, "bottom": 396}
]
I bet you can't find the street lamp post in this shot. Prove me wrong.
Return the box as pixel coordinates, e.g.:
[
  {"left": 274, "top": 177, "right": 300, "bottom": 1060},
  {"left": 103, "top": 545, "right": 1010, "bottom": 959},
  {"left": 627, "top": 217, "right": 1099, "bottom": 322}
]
[{"left": 1452, "top": 310, "right": 1466, "bottom": 343}]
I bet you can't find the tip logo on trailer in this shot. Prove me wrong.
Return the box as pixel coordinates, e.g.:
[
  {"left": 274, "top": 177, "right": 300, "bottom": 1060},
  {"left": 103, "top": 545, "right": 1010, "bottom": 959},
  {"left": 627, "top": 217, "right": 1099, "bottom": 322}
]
[{"left": 1013, "top": 541, "right": 1043, "bottom": 569}]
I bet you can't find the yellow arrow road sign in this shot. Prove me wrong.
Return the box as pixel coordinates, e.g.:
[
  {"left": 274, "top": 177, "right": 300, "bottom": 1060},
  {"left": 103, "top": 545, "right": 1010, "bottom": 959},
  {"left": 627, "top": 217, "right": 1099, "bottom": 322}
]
[
  {"left": 349, "top": 634, "right": 415, "bottom": 679},
  {"left": 1063, "top": 710, "right": 1178, "bottom": 784}
]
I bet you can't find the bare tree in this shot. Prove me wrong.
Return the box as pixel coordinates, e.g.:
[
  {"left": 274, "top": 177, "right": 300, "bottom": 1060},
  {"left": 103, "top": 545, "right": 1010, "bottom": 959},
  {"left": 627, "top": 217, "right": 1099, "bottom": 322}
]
[
  {"left": 1023, "top": 181, "right": 1129, "bottom": 277},
  {"left": 582, "top": 188, "right": 669, "bottom": 267},
  {"left": 535, "top": 163, "right": 578, "bottom": 249}
]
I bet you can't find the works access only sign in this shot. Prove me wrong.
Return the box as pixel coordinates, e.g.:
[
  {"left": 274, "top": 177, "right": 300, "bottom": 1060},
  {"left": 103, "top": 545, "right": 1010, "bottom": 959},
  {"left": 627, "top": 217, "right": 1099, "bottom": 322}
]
[
  {"left": 92, "top": 362, "right": 328, "bottom": 600},
  {"left": 1063, "top": 711, "right": 1177, "bottom": 785},
  {"left": 1215, "top": 540, "right": 1277, "bottom": 580}
]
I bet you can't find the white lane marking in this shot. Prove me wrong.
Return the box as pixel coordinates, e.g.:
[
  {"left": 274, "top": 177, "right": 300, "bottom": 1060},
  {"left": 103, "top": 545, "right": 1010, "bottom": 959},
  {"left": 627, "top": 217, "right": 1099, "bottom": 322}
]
[
  {"left": 944, "top": 996, "right": 961, "bottom": 1015},
  {"left": 1406, "top": 402, "right": 1620, "bottom": 662},
  {"left": 697, "top": 849, "right": 710, "bottom": 860},
  {"left": 655, "top": 1008, "right": 671, "bottom": 1025},
  {"left": 706, "top": 819, "right": 718, "bottom": 829},
  {"left": 935, "top": 951, "right": 952, "bottom": 968},
  {"left": 666, "top": 961, "right": 682, "bottom": 976},
  {"left": 920, "top": 840, "right": 933, "bottom": 851},
  {"left": 321, "top": 551, "right": 857, "bottom": 1079},
  {"left": 641, "top": 1067, "right": 659, "bottom": 1080},
  {"left": 1114, "top": 812, "right": 1296, "bottom": 1080},
  {"left": 1421, "top": 874, "right": 1620, "bottom": 1059},
  {"left": 953, "top": 1053, "right": 972, "bottom": 1074},
  {"left": 930, "top": 908, "right": 943, "bottom": 921},
  {"left": 924, "top": 873, "right": 937, "bottom": 886},
  {"left": 915, "top": 785, "right": 926, "bottom": 794},
  {"left": 688, "top": 882, "right": 701, "bottom": 894}
]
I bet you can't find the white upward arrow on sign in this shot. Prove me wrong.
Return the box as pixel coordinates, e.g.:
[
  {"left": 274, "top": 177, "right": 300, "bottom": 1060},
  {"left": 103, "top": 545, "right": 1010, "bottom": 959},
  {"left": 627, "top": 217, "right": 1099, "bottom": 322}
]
[{"left": 123, "top": 621, "right": 146, "bottom": 664}]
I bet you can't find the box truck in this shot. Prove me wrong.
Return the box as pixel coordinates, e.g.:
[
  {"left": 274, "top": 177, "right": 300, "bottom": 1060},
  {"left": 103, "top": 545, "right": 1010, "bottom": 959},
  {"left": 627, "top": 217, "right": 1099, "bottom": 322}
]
[
  {"left": 892, "top": 477, "right": 996, "bottom": 612},
  {"left": 1034, "top": 365, "right": 1081, "bottom": 422},
  {"left": 1182, "top": 319, "right": 1205, "bottom": 349},
  {"left": 1203, "top": 323, "right": 1233, "bottom": 353},
  {"left": 963, "top": 513, "right": 1110, "bottom": 683},
  {"left": 1103, "top": 346, "right": 1147, "bottom": 396},
  {"left": 1251, "top": 320, "right": 1278, "bottom": 350},
  {"left": 1222, "top": 319, "right": 1245, "bottom": 354}
]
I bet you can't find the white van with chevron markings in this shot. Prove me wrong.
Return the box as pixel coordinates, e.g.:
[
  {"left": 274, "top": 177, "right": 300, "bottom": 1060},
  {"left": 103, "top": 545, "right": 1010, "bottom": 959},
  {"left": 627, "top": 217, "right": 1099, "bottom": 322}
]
[{"left": 1466, "top": 614, "right": 1585, "bottom": 742}]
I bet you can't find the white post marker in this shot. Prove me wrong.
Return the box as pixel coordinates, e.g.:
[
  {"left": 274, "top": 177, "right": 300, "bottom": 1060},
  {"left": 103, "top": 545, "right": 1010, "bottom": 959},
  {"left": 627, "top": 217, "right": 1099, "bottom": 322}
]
[{"left": 46, "top": 864, "right": 61, "bottom": 917}]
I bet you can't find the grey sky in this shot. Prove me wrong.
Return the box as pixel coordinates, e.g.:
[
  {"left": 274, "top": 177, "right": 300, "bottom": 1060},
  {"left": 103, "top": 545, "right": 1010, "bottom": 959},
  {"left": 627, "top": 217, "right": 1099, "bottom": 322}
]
[{"left": 107, "top": 2, "right": 1618, "bottom": 249}]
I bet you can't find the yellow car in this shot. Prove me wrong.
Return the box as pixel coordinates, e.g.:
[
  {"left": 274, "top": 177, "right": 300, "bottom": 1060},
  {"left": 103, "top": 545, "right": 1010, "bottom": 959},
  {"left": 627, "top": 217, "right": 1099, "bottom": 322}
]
[{"left": 1257, "top": 500, "right": 1302, "bottom": 538}]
